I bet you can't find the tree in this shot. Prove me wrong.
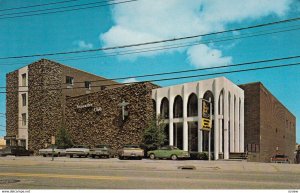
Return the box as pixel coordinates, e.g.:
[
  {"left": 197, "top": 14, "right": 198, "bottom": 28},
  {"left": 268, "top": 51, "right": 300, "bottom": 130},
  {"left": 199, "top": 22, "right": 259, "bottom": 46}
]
[
  {"left": 143, "top": 115, "right": 166, "bottom": 151},
  {"left": 56, "top": 127, "right": 73, "bottom": 148}
]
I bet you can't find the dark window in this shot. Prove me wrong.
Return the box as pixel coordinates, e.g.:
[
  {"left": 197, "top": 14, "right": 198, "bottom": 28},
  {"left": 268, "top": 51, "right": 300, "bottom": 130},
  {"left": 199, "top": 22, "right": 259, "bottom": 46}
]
[
  {"left": 85, "top": 81, "right": 91, "bottom": 90},
  {"left": 21, "top": 73, "right": 26, "bottom": 86},
  {"left": 66, "top": 76, "right": 74, "bottom": 85},
  {"left": 101, "top": 86, "right": 106, "bottom": 90},
  {"left": 275, "top": 128, "right": 278, "bottom": 133},
  {"left": 187, "top": 93, "right": 198, "bottom": 117},
  {"left": 160, "top": 97, "right": 169, "bottom": 119},
  {"left": 173, "top": 95, "right": 183, "bottom": 118},
  {"left": 21, "top": 94, "right": 26, "bottom": 106},
  {"left": 22, "top": 113, "right": 26, "bottom": 126}
]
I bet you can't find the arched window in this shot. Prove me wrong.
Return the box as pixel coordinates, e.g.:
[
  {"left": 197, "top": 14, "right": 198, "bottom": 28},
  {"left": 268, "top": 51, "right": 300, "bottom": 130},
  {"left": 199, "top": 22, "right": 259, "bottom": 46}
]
[
  {"left": 160, "top": 97, "right": 169, "bottom": 119},
  {"left": 203, "top": 90, "right": 214, "bottom": 113},
  {"left": 173, "top": 95, "right": 183, "bottom": 118},
  {"left": 187, "top": 93, "right": 198, "bottom": 117}
]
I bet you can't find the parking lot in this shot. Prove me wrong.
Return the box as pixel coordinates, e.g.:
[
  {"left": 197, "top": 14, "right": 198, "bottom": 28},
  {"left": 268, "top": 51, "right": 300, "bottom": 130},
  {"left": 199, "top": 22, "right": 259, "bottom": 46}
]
[{"left": 0, "top": 156, "right": 300, "bottom": 189}]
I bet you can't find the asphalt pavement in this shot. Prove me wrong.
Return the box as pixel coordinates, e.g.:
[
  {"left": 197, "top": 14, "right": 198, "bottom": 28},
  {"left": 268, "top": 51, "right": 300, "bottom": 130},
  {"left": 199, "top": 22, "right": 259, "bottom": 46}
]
[{"left": 0, "top": 156, "right": 299, "bottom": 189}]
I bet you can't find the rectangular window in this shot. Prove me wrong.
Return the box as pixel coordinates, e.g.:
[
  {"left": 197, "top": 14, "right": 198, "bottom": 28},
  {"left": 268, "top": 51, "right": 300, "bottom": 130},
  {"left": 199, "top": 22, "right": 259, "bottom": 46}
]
[
  {"left": 22, "top": 73, "right": 26, "bottom": 86},
  {"left": 22, "top": 113, "right": 26, "bottom": 126},
  {"left": 66, "top": 76, "right": 74, "bottom": 85},
  {"left": 21, "top": 94, "right": 26, "bottom": 106},
  {"left": 85, "top": 81, "right": 91, "bottom": 90}
]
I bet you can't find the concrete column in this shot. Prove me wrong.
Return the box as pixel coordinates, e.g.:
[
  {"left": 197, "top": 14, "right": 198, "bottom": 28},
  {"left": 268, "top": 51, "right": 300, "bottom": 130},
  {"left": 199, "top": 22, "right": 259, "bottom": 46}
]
[
  {"left": 223, "top": 90, "right": 229, "bottom": 159},
  {"left": 169, "top": 88, "right": 174, "bottom": 146},
  {"left": 219, "top": 93, "right": 223, "bottom": 153},
  {"left": 183, "top": 85, "right": 188, "bottom": 151},
  {"left": 213, "top": 82, "right": 219, "bottom": 160},
  {"left": 230, "top": 93, "right": 235, "bottom": 152},
  {"left": 234, "top": 96, "right": 240, "bottom": 152},
  {"left": 240, "top": 98, "right": 244, "bottom": 152}
]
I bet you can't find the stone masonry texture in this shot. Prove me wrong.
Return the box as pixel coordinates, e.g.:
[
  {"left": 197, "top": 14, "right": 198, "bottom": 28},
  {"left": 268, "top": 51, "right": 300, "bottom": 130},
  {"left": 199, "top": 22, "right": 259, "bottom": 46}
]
[
  {"left": 7, "top": 59, "right": 120, "bottom": 152},
  {"left": 6, "top": 71, "right": 18, "bottom": 137},
  {"left": 65, "top": 83, "right": 159, "bottom": 151}
]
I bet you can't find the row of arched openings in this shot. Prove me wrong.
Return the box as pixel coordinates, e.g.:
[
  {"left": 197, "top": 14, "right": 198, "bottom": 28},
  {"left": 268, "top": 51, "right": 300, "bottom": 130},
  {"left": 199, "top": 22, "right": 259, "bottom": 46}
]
[{"left": 158, "top": 91, "right": 215, "bottom": 119}]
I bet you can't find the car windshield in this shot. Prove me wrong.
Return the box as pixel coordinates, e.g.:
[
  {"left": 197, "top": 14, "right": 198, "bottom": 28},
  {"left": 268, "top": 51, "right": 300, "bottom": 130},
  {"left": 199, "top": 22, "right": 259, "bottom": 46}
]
[
  {"left": 274, "top": 154, "right": 287, "bottom": 158},
  {"left": 95, "top": 145, "right": 109, "bottom": 148},
  {"left": 73, "top": 145, "right": 88, "bottom": 148},
  {"left": 124, "top": 145, "right": 139, "bottom": 148}
]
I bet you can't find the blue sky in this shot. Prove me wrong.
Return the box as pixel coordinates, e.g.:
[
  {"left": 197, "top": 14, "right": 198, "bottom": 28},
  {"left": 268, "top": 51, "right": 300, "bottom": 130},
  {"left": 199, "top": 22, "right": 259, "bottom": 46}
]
[{"left": 0, "top": 0, "right": 300, "bottom": 143}]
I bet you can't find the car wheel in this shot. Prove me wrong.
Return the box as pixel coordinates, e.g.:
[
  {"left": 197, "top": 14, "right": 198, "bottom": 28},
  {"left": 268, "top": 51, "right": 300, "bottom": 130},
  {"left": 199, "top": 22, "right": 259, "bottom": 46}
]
[
  {"left": 171, "top": 154, "right": 178, "bottom": 160},
  {"left": 149, "top": 153, "right": 155, "bottom": 160},
  {"left": 119, "top": 156, "right": 124, "bottom": 160},
  {"left": 69, "top": 154, "right": 73, "bottom": 158},
  {"left": 42, "top": 154, "right": 46, "bottom": 157}
]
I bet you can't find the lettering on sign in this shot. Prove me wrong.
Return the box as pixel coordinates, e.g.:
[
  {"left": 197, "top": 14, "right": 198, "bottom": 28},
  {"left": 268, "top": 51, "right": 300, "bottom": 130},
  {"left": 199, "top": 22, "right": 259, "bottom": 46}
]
[
  {"left": 201, "top": 100, "right": 212, "bottom": 131},
  {"left": 76, "top": 103, "right": 93, "bottom": 109}
]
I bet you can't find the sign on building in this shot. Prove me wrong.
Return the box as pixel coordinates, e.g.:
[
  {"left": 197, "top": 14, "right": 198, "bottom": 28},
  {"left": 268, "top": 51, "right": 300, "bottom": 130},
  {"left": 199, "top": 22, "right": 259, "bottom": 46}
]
[{"left": 201, "top": 99, "right": 212, "bottom": 131}]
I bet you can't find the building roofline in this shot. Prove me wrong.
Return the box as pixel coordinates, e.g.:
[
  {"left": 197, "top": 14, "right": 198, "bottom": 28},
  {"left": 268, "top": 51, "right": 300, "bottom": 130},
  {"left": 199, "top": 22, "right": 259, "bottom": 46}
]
[
  {"left": 239, "top": 82, "right": 296, "bottom": 118},
  {"left": 6, "top": 58, "right": 120, "bottom": 84}
]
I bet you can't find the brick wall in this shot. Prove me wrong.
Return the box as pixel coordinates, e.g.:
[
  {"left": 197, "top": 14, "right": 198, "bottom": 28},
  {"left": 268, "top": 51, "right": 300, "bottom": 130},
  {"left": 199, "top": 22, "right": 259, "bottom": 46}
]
[{"left": 240, "top": 82, "right": 296, "bottom": 162}]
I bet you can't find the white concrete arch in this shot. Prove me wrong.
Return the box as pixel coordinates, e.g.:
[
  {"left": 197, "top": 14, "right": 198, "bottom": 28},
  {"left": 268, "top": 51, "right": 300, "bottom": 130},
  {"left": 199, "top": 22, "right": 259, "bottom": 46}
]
[{"left": 152, "top": 77, "right": 244, "bottom": 160}]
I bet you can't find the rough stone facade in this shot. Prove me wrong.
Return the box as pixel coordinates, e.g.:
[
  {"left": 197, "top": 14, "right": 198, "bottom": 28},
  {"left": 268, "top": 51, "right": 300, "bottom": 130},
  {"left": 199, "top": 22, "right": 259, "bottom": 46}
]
[
  {"left": 240, "top": 82, "right": 296, "bottom": 162},
  {"left": 6, "top": 71, "right": 18, "bottom": 137},
  {"left": 28, "top": 60, "right": 63, "bottom": 152},
  {"left": 65, "top": 83, "right": 159, "bottom": 150},
  {"left": 6, "top": 59, "right": 120, "bottom": 152}
]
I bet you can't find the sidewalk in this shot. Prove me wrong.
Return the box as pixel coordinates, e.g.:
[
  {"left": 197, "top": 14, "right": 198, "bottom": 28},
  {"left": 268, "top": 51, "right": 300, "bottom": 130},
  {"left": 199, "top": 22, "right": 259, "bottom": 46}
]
[{"left": 0, "top": 156, "right": 299, "bottom": 173}]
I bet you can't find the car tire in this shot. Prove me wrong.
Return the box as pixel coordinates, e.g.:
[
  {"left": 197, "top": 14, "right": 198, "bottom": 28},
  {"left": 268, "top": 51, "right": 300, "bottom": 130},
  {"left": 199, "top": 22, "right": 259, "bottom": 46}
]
[
  {"left": 91, "top": 155, "right": 95, "bottom": 158},
  {"left": 171, "top": 154, "right": 178, "bottom": 160},
  {"left": 149, "top": 154, "right": 155, "bottom": 160},
  {"left": 42, "top": 154, "right": 46, "bottom": 157},
  {"left": 119, "top": 156, "right": 124, "bottom": 160},
  {"left": 69, "top": 154, "right": 73, "bottom": 158}
]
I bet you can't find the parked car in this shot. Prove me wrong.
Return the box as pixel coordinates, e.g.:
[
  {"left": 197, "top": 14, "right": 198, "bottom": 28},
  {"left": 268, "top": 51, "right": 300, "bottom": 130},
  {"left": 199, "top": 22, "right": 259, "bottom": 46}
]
[
  {"left": 89, "top": 144, "right": 114, "bottom": 158},
  {"left": 147, "top": 146, "right": 190, "bottom": 160},
  {"left": 118, "top": 145, "right": 144, "bottom": 160},
  {"left": 38, "top": 146, "right": 66, "bottom": 157},
  {"left": 0, "top": 146, "right": 33, "bottom": 156},
  {"left": 270, "top": 154, "right": 289, "bottom": 163},
  {"left": 65, "top": 145, "right": 90, "bottom": 158}
]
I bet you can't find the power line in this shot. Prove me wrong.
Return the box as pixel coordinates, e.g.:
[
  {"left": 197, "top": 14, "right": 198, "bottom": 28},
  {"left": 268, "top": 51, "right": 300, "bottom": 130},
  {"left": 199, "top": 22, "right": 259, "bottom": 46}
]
[
  {"left": 3, "top": 23, "right": 300, "bottom": 68},
  {"left": 0, "top": 0, "right": 138, "bottom": 20},
  {"left": 0, "top": 113, "right": 5, "bottom": 115},
  {"left": 4, "top": 23, "right": 300, "bottom": 67},
  {"left": 2, "top": 54, "right": 300, "bottom": 89},
  {"left": 0, "top": 0, "right": 126, "bottom": 17},
  {"left": 0, "top": 0, "right": 84, "bottom": 12},
  {"left": 1, "top": 60, "right": 300, "bottom": 94},
  {"left": 1, "top": 16, "right": 300, "bottom": 60}
]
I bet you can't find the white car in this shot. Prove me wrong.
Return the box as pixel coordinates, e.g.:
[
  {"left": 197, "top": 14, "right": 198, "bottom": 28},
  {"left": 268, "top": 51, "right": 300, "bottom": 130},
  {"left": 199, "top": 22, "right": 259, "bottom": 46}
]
[
  {"left": 65, "top": 145, "right": 90, "bottom": 158},
  {"left": 39, "top": 146, "right": 66, "bottom": 157}
]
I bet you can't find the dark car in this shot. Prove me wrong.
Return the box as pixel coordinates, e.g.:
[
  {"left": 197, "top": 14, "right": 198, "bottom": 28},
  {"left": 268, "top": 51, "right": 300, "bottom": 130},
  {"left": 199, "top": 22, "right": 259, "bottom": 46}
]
[
  {"left": 0, "top": 146, "right": 33, "bottom": 156},
  {"left": 89, "top": 144, "right": 114, "bottom": 158},
  {"left": 270, "top": 154, "right": 289, "bottom": 163}
]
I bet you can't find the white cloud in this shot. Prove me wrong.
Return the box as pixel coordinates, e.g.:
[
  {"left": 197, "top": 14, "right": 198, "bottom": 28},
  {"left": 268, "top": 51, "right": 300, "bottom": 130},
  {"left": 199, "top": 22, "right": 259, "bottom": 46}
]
[
  {"left": 122, "top": 78, "right": 138, "bottom": 83},
  {"left": 100, "top": 0, "right": 292, "bottom": 67},
  {"left": 74, "top": 40, "right": 93, "bottom": 50},
  {"left": 187, "top": 44, "right": 232, "bottom": 68}
]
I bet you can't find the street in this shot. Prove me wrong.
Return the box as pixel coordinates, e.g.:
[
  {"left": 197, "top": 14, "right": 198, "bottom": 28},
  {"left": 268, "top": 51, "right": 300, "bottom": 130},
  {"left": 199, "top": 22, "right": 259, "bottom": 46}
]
[{"left": 0, "top": 156, "right": 300, "bottom": 189}]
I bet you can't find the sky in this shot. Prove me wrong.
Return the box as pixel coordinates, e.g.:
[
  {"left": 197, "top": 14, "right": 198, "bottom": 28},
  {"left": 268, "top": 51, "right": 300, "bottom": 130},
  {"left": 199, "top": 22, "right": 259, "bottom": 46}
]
[{"left": 0, "top": 0, "right": 300, "bottom": 143}]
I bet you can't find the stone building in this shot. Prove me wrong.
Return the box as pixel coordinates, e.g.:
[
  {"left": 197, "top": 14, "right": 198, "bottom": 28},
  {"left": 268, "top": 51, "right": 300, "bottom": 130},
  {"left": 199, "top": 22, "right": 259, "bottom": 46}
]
[
  {"left": 239, "top": 82, "right": 296, "bottom": 162},
  {"left": 152, "top": 77, "right": 245, "bottom": 160},
  {"left": 5, "top": 59, "right": 296, "bottom": 162},
  {"left": 65, "top": 82, "right": 158, "bottom": 150},
  {"left": 6, "top": 59, "right": 119, "bottom": 151}
]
